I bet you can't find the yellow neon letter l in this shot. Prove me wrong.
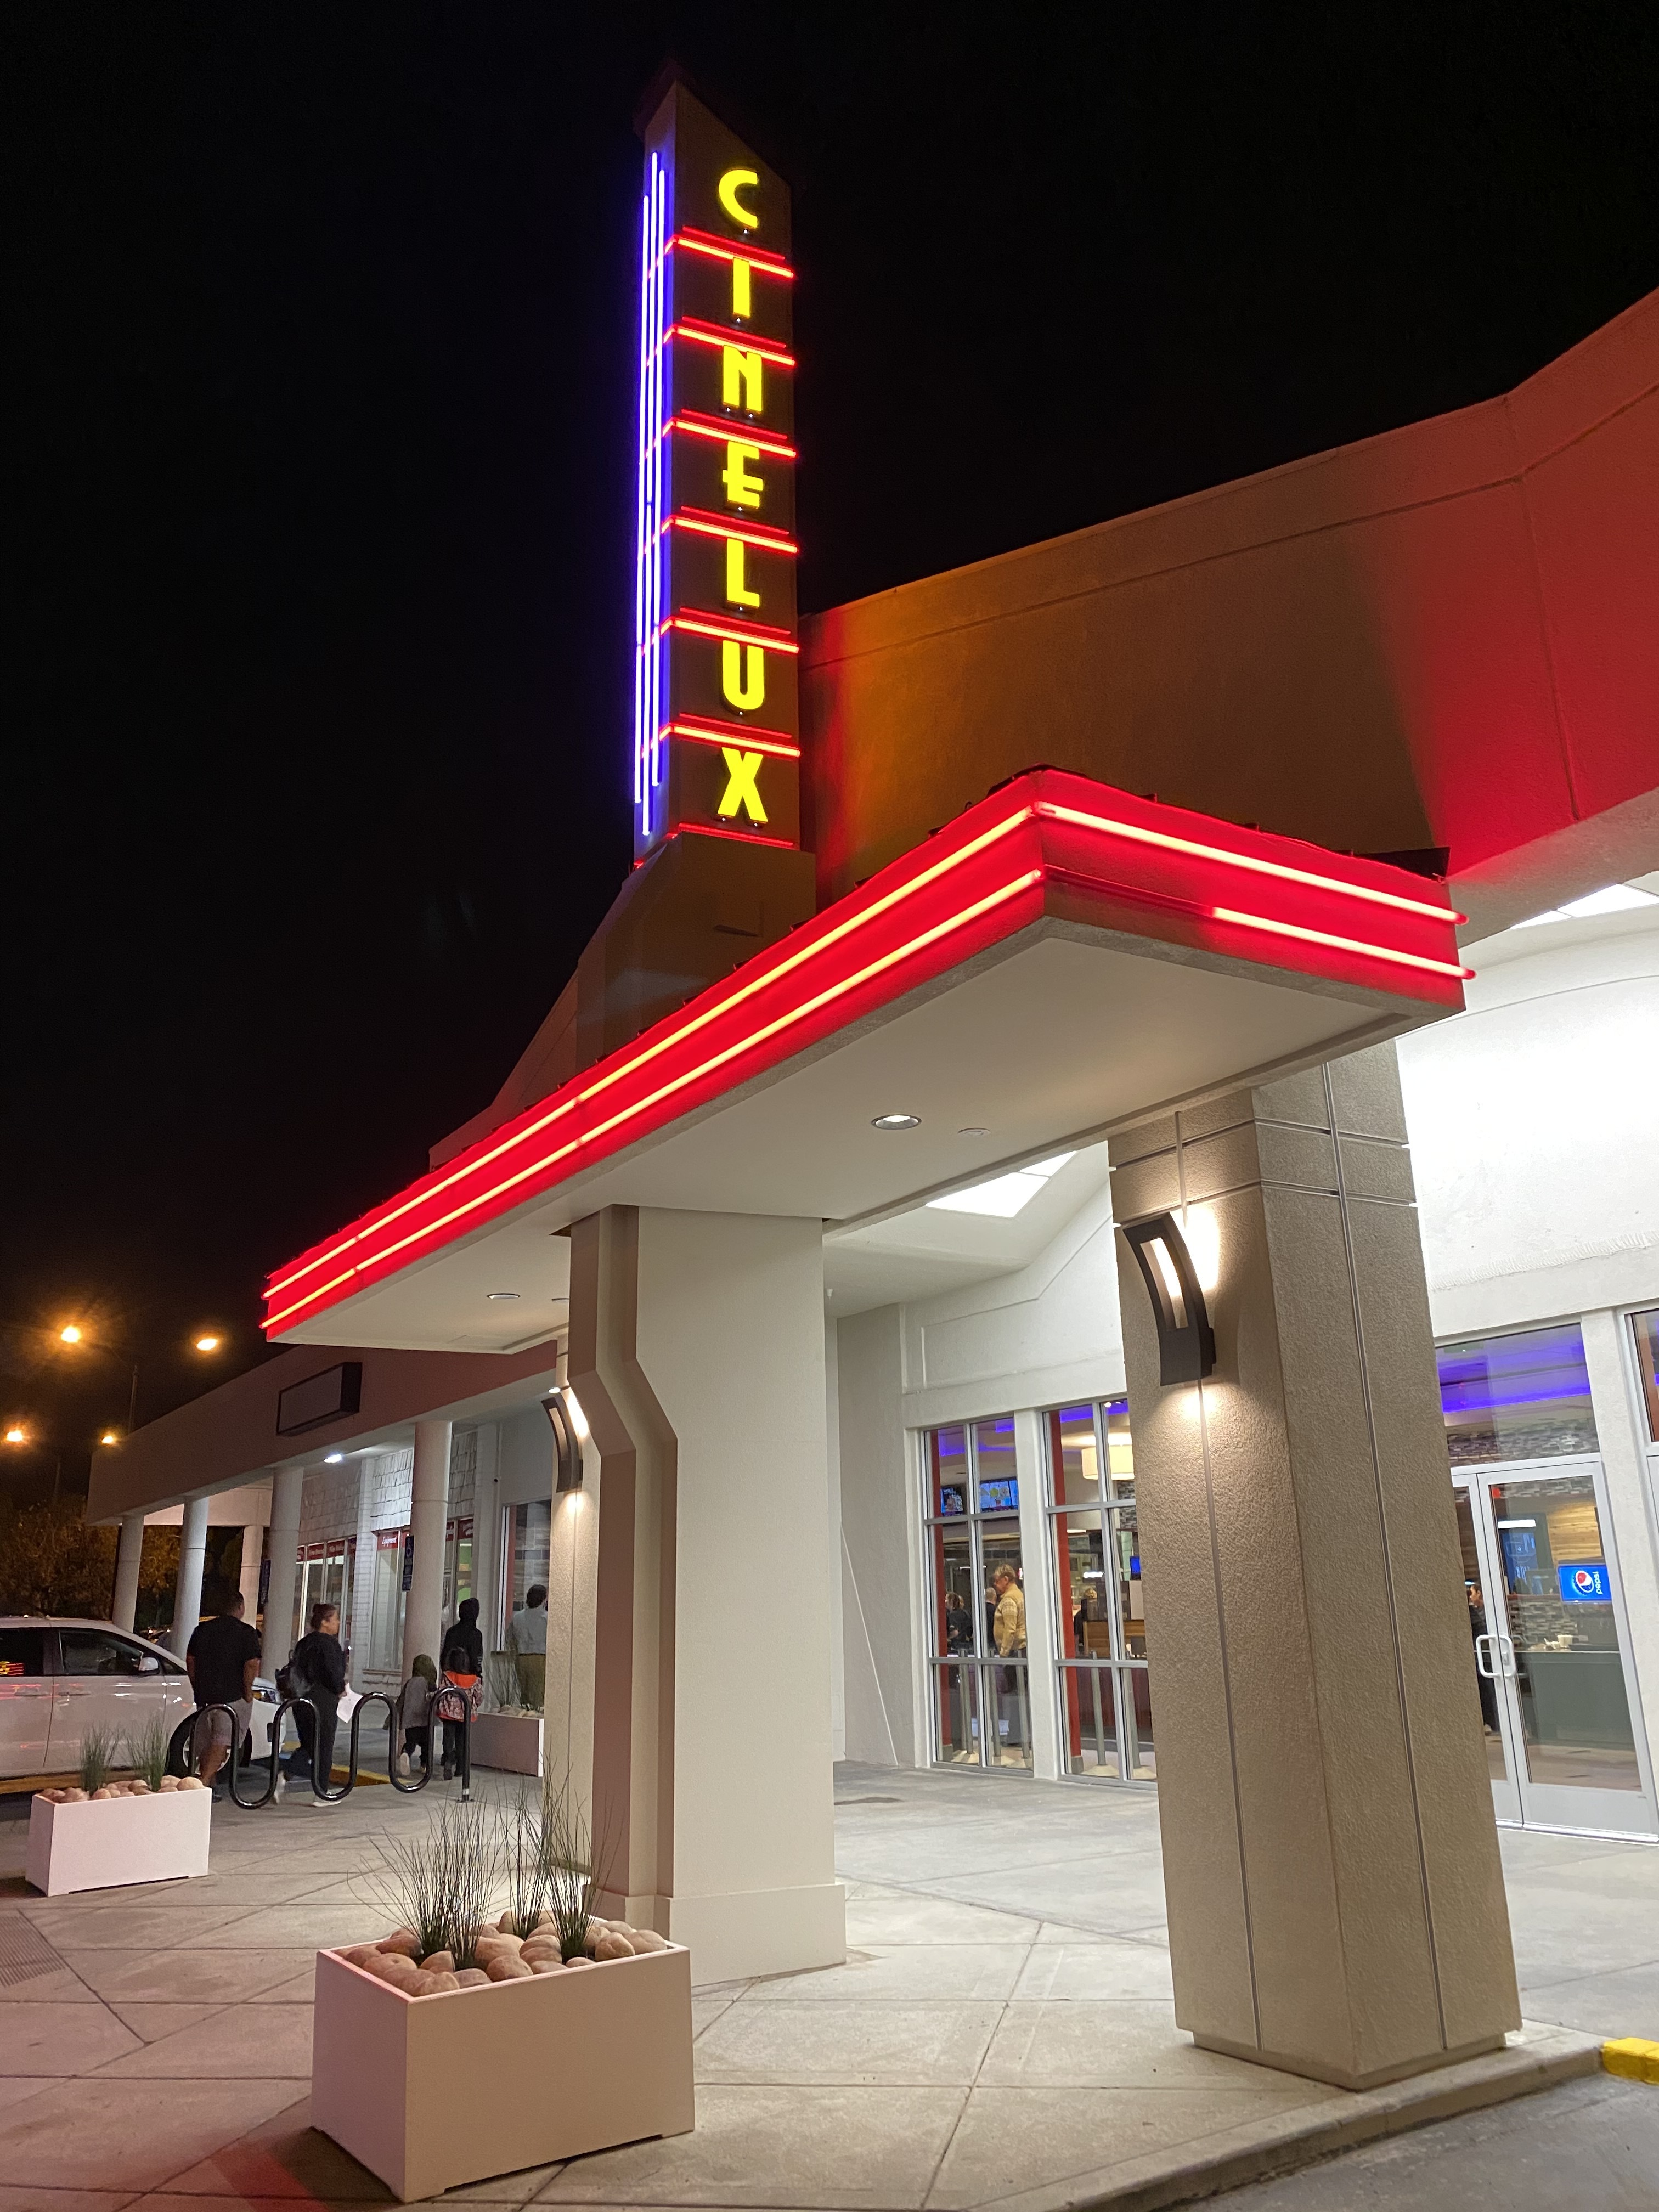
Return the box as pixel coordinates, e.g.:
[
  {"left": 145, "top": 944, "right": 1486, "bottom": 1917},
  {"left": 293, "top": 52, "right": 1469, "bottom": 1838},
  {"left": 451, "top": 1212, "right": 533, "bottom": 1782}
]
[
  {"left": 721, "top": 640, "right": 765, "bottom": 712},
  {"left": 726, "top": 537, "right": 760, "bottom": 608},
  {"left": 717, "top": 747, "right": 768, "bottom": 823},
  {"left": 722, "top": 441, "right": 764, "bottom": 509},
  {"left": 718, "top": 168, "right": 759, "bottom": 230},
  {"left": 722, "top": 345, "right": 764, "bottom": 411}
]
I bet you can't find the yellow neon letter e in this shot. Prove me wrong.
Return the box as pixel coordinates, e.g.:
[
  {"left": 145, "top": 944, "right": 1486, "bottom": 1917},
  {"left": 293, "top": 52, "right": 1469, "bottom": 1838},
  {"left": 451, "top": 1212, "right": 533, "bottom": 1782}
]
[{"left": 723, "top": 440, "right": 763, "bottom": 509}]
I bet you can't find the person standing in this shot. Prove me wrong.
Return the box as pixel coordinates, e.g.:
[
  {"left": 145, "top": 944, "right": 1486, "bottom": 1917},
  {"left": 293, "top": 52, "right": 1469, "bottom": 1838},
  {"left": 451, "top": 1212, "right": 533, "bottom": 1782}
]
[
  {"left": 184, "top": 1590, "right": 262, "bottom": 1791},
  {"left": 990, "top": 1566, "right": 1028, "bottom": 1759},
  {"left": 449, "top": 1595, "right": 484, "bottom": 1673},
  {"left": 507, "top": 1583, "right": 548, "bottom": 1711},
  {"left": 287, "top": 1601, "right": 347, "bottom": 1800}
]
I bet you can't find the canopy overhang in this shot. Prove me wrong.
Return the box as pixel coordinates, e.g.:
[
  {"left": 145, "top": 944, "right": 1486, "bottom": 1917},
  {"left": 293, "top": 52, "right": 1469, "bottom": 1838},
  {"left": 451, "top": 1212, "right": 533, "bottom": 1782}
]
[{"left": 266, "top": 769, "right": 1468, "bottom": 1352}]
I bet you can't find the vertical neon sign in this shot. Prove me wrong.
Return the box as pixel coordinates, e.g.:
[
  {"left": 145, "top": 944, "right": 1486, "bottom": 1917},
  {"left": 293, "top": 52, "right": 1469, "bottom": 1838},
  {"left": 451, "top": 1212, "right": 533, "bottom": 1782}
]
[{"left": 631, "top": 86, "right": 800, "bottom": 860}]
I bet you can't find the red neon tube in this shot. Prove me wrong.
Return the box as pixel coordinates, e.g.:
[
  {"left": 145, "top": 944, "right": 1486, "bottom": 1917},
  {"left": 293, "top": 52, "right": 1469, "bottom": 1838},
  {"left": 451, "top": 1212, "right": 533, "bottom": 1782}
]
[
  {"left": 665, "top": 718, "right": 801, "bottom": 759},
  {"left": 669, "top": 320, "right": 795, "bottom": 366},
  {"left": 668, "top": 414, "right": 796, "bottom": 459},
  {"left": 665, "top": 510, "right": 799, "bottom": 554},
  {"left": 663, "top": 613, "right": 800, "bottom": 653},
  {"left": 671, "top": 228, "right": 794, "bottom": 278}
]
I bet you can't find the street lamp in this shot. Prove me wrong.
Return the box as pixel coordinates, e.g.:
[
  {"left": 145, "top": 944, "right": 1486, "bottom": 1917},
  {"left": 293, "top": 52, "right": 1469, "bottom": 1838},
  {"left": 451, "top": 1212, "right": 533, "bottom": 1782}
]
[{"left": 55, "top": 1324, "right": 225, "bottom": 1436}]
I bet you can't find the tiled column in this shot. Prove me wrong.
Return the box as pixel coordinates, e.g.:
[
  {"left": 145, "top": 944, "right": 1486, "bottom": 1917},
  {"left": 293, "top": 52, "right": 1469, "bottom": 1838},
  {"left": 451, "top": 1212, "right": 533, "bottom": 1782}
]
[
  {"left": 1014, "top": 1407, "right": 1062, "bottom": 1780},
  {"left": 263, "top": 1464, "right": 306, "bottom": 1674},
  {"left": 171, "top": 1496, "right": 210, "bottom": 1657},
  {"left": 1108, "top": 1043, "right": 1519, "bottom": 2090},
  {"left": 238, "top": 1515, "right": 267, "bottom": 1623},
  {"left": 112, "top": 1511, "right": 145, "bottom": 1633},
  {"left": 402, "top": 1420, "right": 453, "bottom": 1679}
]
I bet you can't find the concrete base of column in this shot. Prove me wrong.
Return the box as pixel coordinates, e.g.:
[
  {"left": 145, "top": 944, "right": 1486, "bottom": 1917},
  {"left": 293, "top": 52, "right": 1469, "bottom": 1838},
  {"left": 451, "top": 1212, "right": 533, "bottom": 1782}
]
[{"left": 1194, "top": 2030, "right": 1507, "bottom": 2095}]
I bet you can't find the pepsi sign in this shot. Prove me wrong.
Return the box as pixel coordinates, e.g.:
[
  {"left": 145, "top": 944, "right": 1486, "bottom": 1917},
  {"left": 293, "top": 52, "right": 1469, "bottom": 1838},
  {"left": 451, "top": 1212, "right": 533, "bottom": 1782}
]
[{"left": 1557, "top": 1561, "right": 1612, "bottom": 1605}]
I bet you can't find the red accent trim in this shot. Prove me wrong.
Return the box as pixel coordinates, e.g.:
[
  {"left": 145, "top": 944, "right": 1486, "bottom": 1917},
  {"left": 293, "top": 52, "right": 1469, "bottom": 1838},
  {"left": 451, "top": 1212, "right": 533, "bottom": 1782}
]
[
  {"left": 672, "top": 821, "right": 799, "bottom": 853},
  {"left": 667, "top": 510, "right": 799, "bottom": 554},
  {"left": 669, "top": 320, "right": 795, "bottom": 366},
  {"left": 665, "top": 718, "right": 801, "bottom": 760},
  {"left": 672, "top": 228, "right": 794, "bottom": 278},
  {"left": 263, "top": 772, "right": 1466, "bottom": 1330},
  {"left": 663, "top": 611, "right": 799, "bottom": 653},
  {"left": 668, "top": 414, "right": 796, "bottom": 459}
]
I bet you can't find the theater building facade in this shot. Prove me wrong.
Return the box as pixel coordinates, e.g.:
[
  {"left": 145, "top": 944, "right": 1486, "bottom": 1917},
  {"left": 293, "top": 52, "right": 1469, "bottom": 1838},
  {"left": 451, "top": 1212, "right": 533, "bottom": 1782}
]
[{"left": 91, "top": 88, "right": 1659, "bottom": 2091}]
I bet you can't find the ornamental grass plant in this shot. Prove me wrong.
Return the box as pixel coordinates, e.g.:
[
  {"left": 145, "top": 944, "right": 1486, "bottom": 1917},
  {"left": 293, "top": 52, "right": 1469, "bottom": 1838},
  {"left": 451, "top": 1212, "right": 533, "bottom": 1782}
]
[
  {"left": 366, "top": 1798, "right": 495, "bottom": 1969},
  {"left": 77, "top": 1723, "right": 116, "bottom": 1795},
  {"left": 123, "top": 1712, "right": 169, "bottom": 1792}
]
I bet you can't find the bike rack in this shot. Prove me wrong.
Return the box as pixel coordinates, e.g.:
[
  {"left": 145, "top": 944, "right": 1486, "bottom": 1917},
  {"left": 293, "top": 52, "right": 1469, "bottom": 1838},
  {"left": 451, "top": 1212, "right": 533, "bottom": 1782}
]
[{"left": 180, "top": 1690, "right": 466, "bottom": 1808}]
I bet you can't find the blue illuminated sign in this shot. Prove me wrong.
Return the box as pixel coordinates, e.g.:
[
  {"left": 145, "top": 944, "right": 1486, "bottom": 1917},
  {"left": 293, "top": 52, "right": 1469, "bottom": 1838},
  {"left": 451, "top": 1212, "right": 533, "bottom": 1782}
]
[{"left": 1558, "top": 1561, "right": 1611, "bottom": 1605}]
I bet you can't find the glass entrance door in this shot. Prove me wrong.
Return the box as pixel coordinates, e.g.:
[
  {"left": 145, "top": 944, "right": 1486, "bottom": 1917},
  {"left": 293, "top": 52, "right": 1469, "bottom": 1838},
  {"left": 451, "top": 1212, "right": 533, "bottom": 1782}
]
[{"left": 1454, "top": 1462, "right": 1656, "bottom": 1837}]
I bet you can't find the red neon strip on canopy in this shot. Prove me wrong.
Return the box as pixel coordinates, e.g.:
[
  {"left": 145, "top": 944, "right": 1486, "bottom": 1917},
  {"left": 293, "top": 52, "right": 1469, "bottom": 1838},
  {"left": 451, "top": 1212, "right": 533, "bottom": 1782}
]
[{"left": 263, "top": 771, "right": 1466, "bottom": 1333}]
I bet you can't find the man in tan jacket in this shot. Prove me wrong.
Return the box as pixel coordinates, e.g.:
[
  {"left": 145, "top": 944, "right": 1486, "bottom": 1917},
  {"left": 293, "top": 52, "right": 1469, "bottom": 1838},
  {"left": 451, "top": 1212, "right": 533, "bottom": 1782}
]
[{"left": 991, "top": 1566, "right": 1026, "bottom": 1658}]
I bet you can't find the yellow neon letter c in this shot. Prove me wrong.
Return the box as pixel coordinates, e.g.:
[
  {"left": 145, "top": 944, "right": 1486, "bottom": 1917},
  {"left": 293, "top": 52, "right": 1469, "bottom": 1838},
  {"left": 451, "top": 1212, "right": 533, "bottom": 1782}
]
[{"left": 718, "top": 167, "right": 760, "bottom": 230}]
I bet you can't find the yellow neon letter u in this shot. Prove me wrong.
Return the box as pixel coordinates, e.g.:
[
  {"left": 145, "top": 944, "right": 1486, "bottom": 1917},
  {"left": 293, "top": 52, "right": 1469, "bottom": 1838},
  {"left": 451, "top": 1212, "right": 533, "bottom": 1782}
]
[{"left": 721, "top": 641, "right": 765, "bottom": 712}]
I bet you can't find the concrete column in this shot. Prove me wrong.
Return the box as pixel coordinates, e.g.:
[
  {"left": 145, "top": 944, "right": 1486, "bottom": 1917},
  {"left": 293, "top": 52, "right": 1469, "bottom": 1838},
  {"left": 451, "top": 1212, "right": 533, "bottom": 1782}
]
[
  {"left": 112, "top": 1511, "right": 146, "bottom": 1633},
  {"left": 171, "top": 1496, "right": 210, "bottom": 1658},
  {"left": 402, "top": 1419, "right": 453, "bottom": 1678},
  {"left": 1108, "top": 1042, "right": 1519, "bottom": 2090},
  {"left": 263, "top": 1464, "right": 306, "bottom": 1675},
  {"left": 238, "top": 1520, "right": 266, "bottom": 1623},
  {"left": 1015, "top": 1406, "right": 1062, "bottom": 1781},
  {"left": 571, "top": 1205, "right": 845, "bottom": 1987},
  {"left": 349, "top": 1461, "right": 378, "bottom": 1671}
]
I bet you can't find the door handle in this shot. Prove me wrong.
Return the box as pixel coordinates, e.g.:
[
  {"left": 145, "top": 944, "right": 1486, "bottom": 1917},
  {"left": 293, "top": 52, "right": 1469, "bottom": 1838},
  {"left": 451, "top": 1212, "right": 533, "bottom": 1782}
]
[
  {"left": 57, "top": 1685, "right": 86, "bottom": 1697},
  {"left": 1475, "top": 1633, "right": 1496, "bottom": 1679},
  {"left": 1498, "top": 1635, "right": 1518, "bottom": 1677}
]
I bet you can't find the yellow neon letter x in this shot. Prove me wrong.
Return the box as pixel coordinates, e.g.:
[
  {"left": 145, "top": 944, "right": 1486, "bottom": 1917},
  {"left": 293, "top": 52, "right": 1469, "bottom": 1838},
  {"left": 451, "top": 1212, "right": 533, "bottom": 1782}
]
[
  {"left": 718, "top": 168, "right": 759, "bottom": 230},
  {"left": 721, "top": 639, "right": 765, "bottom": 710},
  {"left": 718, "top": 747, "right": 768, "bottom": 823},
  {"left": 723, "top": 439, "right": 764, "bottom": 509}
]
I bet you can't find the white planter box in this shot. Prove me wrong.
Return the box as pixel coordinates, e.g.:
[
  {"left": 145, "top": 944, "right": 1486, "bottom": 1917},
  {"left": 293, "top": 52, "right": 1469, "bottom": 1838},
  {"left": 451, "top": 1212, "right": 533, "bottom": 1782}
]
[
  {"left": 26, "top": 1789, "right": 212, "bottom": 1897},
  {"left": 311, "top": 1943, "right": 695, "bottom": 2202},
  {"left": 469, "top": 1712, "right": 543, "bottom": 1776}
]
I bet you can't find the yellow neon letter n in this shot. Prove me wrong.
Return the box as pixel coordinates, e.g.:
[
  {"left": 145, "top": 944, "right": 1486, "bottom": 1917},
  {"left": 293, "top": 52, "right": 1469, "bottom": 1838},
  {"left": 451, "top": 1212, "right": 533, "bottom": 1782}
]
[
  {"left": 722, "top": 345, "right": 764, "bottom": 411},
  {"left": 723, "top": 440, "right": 764, "bottom": 509},
  {"left": 717, "top": 747, "right": 768, "bottom": 823},
  {"left": 721, "top": 640, "right": 765, "bottom": 711}
]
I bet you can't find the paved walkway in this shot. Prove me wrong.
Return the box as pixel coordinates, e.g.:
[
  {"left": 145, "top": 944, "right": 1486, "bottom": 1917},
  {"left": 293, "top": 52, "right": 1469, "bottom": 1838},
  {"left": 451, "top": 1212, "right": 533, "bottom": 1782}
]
[{"left": 0, "top": 1760, "right": 1644, "bottom": 2210}]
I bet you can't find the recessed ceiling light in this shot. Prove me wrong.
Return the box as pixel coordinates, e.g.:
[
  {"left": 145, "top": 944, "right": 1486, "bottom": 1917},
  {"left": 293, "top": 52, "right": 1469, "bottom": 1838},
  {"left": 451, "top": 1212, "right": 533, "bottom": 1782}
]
[
  {"left": 324, "top": 1452, "right": 343, "bottom": 1464},
  {"left": 486, "top": 1290, "right": 521, "bottom": 1301},
  {"left": 871, "top": 1113, "right": 921, "bottom": 1131},
  {"left": 958, "top": 1127, "right": 989, "bottom": 1137}
]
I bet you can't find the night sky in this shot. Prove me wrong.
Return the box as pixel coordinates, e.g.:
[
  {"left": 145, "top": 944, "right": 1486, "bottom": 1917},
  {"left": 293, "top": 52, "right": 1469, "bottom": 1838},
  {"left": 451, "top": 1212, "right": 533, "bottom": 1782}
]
[{"left": 5, "top": 7, "right": 1657, "bottom": 1492}]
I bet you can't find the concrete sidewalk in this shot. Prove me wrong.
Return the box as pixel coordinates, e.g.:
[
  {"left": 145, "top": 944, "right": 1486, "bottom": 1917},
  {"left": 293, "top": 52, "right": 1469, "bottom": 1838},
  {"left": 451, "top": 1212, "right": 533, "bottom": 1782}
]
[{"left": 0, "top": 1760, "right": 1641, "bottom": 2210}]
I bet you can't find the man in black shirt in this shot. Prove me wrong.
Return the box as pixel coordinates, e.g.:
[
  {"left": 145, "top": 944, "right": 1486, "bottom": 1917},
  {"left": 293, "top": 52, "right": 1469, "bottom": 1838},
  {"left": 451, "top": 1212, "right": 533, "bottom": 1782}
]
[
  {"left": 185, "top": 1592, "right": 263, "bottom": 1786},
  {"left": 287, "top": 1601, "right": 348, "bottom": 1799}
]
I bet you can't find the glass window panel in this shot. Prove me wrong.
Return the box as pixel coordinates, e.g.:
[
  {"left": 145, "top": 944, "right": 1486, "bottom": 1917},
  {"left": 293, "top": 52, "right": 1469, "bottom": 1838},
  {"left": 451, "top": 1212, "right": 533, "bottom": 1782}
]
[
  {"left": 1048, "top": 1406, "right": 1100, "bottom": 1510},
  {"left": 1437, "top": 1324, "right": 1598, "bottom": 1465},
  {"left": 1121, "top": 1663, "right": 1155, "bottom": 1779},
  {"left": 985, "top": 1658, "right": 1033, "bottom": 1768},
  {"left": 1053, "top": 1510, "right": 1110, "bottom": 1660},
  {"left": 1114, "top": 1499, "right": 1146, "bottom": 1657},
  {"left": 60, "top": 1630, "right": 148, "bottom": 1676},
  {"left": 980, "top": 1523, "right": 1026, "bottom": 1658},
  {"left": 1058, "top": 1663, "right": 1120, "bottom": 1778},
  {"left": 1489, "top": 1473, "right": 1639, "bottom": 1792},
  {"left": 930, "top": 1426, "right": 969, "bottom": 1520},
  {"left": 932, "top": 1661, "right": 980, "bottom": 1765},
  {"left": 1103, "top": 1397, "right": 1134, "bottom": 1491},
  {"left": 1632, "top": 1310, "right": 1659, "bottom": 1443},
  {"left": 509, "top": 1502, "right": 551, "bottom": 1618},
  {"left": 974, "top": 1416, "right": 1018, "bottom": 1514},
  {"left": 930, "top": 1520, "right": 978, "bottom": 1657},
  {"left": 0, "top": 1629, "right": 47, "bottom": 1675}
]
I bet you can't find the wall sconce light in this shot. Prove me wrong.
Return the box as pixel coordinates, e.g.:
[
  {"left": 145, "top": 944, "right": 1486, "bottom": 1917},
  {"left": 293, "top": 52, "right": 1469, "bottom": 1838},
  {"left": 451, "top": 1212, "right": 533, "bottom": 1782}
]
[
  {"left": 541, "top": 1388, "right": 584, "bottom": 1492},
  {"left": 1120, "top": 1212, "right": 1217, "bottom": 1385}
]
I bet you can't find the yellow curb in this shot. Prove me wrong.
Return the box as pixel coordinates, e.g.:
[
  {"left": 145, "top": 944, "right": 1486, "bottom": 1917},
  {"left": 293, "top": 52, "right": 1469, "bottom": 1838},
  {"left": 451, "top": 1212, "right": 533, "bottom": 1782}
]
[{"left": 1602, "top": 2037, "right": 1659, "bottom": 2083}]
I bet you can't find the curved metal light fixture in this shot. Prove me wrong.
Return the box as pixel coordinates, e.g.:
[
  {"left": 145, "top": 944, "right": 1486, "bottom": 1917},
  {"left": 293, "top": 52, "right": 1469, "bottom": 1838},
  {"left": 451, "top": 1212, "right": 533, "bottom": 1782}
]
[
  {"left": 1120, "top": 1213, "right": 1217, "bottom": 1385},
  {"left": 541, "top": 1388, "right": 584, "bottom": 1492}
]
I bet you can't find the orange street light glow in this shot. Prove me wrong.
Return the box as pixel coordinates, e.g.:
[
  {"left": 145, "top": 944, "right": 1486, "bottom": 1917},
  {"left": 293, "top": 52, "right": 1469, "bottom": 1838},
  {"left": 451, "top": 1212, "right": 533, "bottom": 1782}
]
[
  {"left": 4, "top": 1427, "right": 25, "bottom": 1444},
  {"left": 195, "top": 1335, "right": 221, "bottom": 1352},
  {"left": 100, "top": 1431, "right": 120, "bottom": 1446},
  {"left": 60, "top": 1325, "right": 82, "bottom": 1344}
]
